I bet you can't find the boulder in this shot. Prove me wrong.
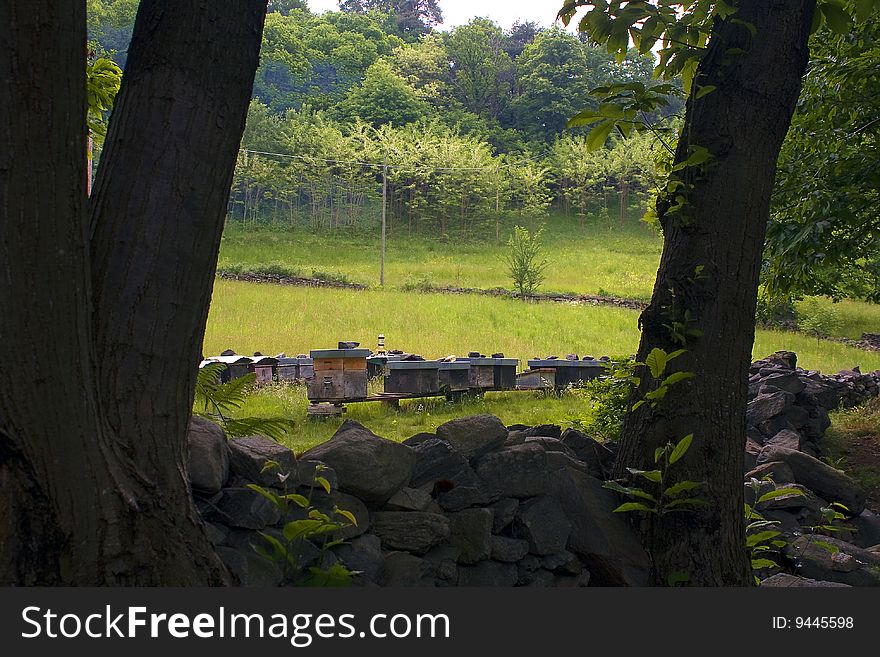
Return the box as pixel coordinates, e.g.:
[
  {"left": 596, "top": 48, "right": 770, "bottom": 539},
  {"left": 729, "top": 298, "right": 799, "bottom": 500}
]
[
  {"left": 475, "top": 443, "right": 548, "bottom": 498},
  {"left": 424, "top": 546, "right": 460, "bottom": 585},
  {"left": 517, "top": 568, "right": 556, "bottom": 587},
  {"left": 850, "top": 510, "right": 880, "bottom": 549},
  {"left": 216, "top": 546, "right": 283, "bottom": 587},
  {"left": 760, "top": 372, "right": 806, "bottom": 395},
  {"left": 765, "top": 429, "right": 802, "bottom": 451},
  {"left": 541, "top": 551, "right": 583, "bottom": 576},
  {"left": 214, "top": 487, "right": 281, "bottom": 530},
  {"left": 370, "top": 512, "right": 450, "bottom": 554},
  {"left": 504, "top": 430, "right": 527, "bottom": 446},
  {"left": 512, "top": 495, "right": 571, "bottom": 556},
  {"left": 745, "top": 461, "right": 796, "bottom": 485},
  {"left": 489, "top": 498, "right": 519, "bottom": 533},
  {"left": 760, "top": 573, "right": 849, "bottom": 588},
  {"left": 457, "top": 561, "right": 518, "bottom": 587},
  {"left": 301, "top": 421, "right": 415, "bottom": 506},
  {"left": 560, "top": 428, "right": 614, "bottom": 477},
  {"left": 332, "top": 534, "right": 384, "bottom": 585},
  {"left": 228, "top": 435, "right": 297, "bottom": 487},
  {"left": 311, "top": 490, "right": 369, "bottom": 540},
  {"left": 523, "top": 424, "right": 562, "bottom": 439},
  {"left": 438, "top": 485, "right": 494, "bottom": 512},
  {"left": 747, "top": 390, "right": 795, "bottom": 429},
  {"left": 296, "top": 460, "right": 338, "bottom": 490},
  {"left": 435, "top": 414, "right": 509, "bottom": 460},
  {"left": 490, "top": 536, "right": 530, "bottom": 563},
  {"left": 409, "top": 438, "right": 485, "bottom": 490},
  {"left": 186, "top": 416, "right": 230, "bottom": 495},
  {"left": 446, "top": 508, "right": 493, "bottom": 564},
  {"left": 782, "top": 535, "right": 880, "bottom": 586},
  {"left": 757, "top": 446, "right": 866, "bottom": 515},
  {"left": 382, "top": 552, "right": 434, "bottom": 586},
  {"left": 402, "top": 432, "right": 435, "bottom": 447},
  {"left": 386, "top": 487, "right": 433, "bottom": 512},
  {"left": 547, "top": 467, "right": 650, "bottom": 586},
  {"left": 524, "top": 436, "right": 577, "bottom": 457}
]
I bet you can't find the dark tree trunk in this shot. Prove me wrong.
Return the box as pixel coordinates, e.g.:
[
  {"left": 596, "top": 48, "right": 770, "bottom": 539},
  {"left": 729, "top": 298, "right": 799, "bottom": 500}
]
[
  {"left": 0, "top": 0, "right": 267, "bottom": 585},
  {"left": 614, "top": 0, "right": 816, "bottom": 586}
]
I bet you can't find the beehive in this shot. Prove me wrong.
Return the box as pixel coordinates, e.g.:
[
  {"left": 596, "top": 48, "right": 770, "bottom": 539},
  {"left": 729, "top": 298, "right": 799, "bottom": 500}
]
[
  {"left": 384, "top": 360, "right": 442, "bottom": 395},
  {"left": 526, "top": 358, "right": 606, "bottom": 388},
  {"left": 307, "top": 348, "right": 370, "bottom": 401},
  {"left": 438, "top": 361, "right": 470, "bottom": 392},
  {"left": 467, "top": 357, "right": 519, "bottom": 390}
]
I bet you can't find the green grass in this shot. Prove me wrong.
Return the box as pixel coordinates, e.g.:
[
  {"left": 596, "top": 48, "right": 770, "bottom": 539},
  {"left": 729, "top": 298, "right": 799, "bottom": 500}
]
[
  {"left": 204, "top": 280, "right": 880, "bottom": 452},
  {"left": 808, "top": 297, "right": 880, "bottom": 340},
  {"left": 219, "top": 213, "right": 664, "bottom": 300},
  {"left": 823, "top": 399, "right": 880, "bottom": 509}
]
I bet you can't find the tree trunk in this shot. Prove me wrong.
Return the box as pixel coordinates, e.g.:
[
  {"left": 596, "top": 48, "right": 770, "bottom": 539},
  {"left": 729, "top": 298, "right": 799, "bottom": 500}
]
[
  {"left": 614, "top": 0, "right": 815, "bottom": 586},
  {"left": 0, "top": 0, "right": 267, "bottom": 585}
]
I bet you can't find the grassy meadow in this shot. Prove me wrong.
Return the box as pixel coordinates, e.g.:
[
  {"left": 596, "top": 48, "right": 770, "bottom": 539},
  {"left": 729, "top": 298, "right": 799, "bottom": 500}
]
[{"left": 203, "top": 280, "right": 880, "bottom": 452}]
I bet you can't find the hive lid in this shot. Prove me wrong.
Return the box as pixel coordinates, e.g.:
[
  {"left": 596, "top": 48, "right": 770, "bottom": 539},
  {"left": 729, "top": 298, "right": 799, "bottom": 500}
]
[
  {"left": 528, "top": 359, "right": 606, "bottom": 368},
  {"left": 310, "top": 348, "right": 371, "bottom": 358},
  {"left": 468, "top": 357, "right": 519, "bottom": 366},
  {"left": 386, "top": 360, "right": 442, "bottom": 370},
  {"left": 207, "top": 355, "right": 252, "bottom": 365},
  {"left": 438, "top": 361, "right": 469, "bottom": 370}
]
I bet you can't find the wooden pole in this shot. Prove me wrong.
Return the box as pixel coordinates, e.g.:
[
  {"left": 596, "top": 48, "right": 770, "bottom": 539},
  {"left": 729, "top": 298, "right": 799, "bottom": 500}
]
[{"left": 380, "top": 159, "right": 387, "bottom": 287}]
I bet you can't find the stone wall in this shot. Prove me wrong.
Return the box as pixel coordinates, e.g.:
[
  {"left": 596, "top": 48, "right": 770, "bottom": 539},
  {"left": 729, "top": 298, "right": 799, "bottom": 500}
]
[{"left": 187, "top": 352, "right": 880, "bottom": 587}]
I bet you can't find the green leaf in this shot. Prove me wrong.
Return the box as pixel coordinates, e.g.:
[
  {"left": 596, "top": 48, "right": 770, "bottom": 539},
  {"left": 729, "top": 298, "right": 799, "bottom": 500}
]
[
  {"left": 820, "top": 1, "right": 853, "bottom": 34},
  {"left": 283, "top": 519, "right": 324, "bottom": 542},
  {"left": 695, "top": 84, "right": 716, "bottom": 99},
  {"left": 756, "top": 487, "right": 805, "bottom": 504},
  {"left": 632, "top": 399, "right": 647, "bottom": 411},
  {"left": 854, "top": 0, "right": 876, "bottom": 23},
  {"left": 585, "top": 119, "right": 617, "bottom": 151},
  {"left": 654, "top": 446, "right": 666, "bottom": 464},
  {"left": 334, "top": 507, "right": 358, "bottom": 526},
  {"left": 664, "top": 480, "right": 703, "bottom": 498},
  {"left": 566, "top": 109, "right": 604, "bottom": 128},
  {"left": 645, "top": 347, "right": 667, "bottom": 378},
  {"left": 666, "top": 571, "right": 690, "bottom": 586},
  {"left": 751, "top": 558, "right": 779, "bottom": 570},
  {"left": 669, "top": 433, "right": 694, "bottom": 465},
  {"left": 613, "top": 502, "right": 655, "bottom": 514},
  {"left": 746, "top": 530, "right": 782, "bottom": 547},
  {"left": 812, "top": 540, "right": 840, "bottom": 555},
  {"left": 247, "top": 484, "right": 281, "bottom": 507},
  {"left": 281, "top": 493, "right": 311, "bottom": 508},
  {"left": 662, "top": 370, "right": 696, "bottom": 387},
  {"left": 627, "top": 467, "right": 662, "bottom": 483},
  {"left": 315, "top": 476, "right": 332, "bottom": 494}
]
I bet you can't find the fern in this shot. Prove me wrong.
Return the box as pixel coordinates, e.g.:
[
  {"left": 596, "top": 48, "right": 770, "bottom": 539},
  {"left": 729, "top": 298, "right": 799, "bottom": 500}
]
[{"left": 194, "top": 363, "right": 295, "bottom": 442}]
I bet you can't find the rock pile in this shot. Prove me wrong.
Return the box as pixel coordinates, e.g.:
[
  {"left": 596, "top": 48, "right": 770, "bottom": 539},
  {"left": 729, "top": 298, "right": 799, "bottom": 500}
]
[{"left": 186, "top": 351, "right": 880, "bottom": 587}]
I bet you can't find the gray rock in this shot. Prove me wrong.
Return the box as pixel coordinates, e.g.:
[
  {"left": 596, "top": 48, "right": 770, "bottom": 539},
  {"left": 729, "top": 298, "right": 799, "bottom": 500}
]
[
  {"left": 438, "top": 485, "right": 494, "bottom": 512},
  {"left": 301, "top": 421, "right": 415, "bottom": 506},
  {"left": 332, "top": 534, "right": 384, "bottom": 585},
  {"left": 504, "top": 430, "right": 527, "bottom": 446},
  {"left": 424, "top": 545, "right": 460, "bottom": 585},
  {"left": 447, "top": 508, "right": 493, "bottom": 564},
  {"left": 745, "top": 461, "right": 796, "bottom": 485},
  {"left": 518, "top": 555, "right": 541, "bottom": 572},
  {"left": 744, "top": 438, "right": 762, "bottom": 473},
  {"left": 524, "top": 424, "right": 562, "bottom": 439},
  {"left": 747, "top": 390, "right": 795, "bottom": 429},
  {"left": 491, "top": 536, "right": 530, "bottom": 563},
  {"left": 215, "top": 487, "right": 281, "bottom": 530},
  {"left": 760, "top": 573, "right": 850, "bottom": 588},
  {"left": 524, "top": 436, "right": 577, "bottom": 456},
  {"left": 760, "top": 372, "right": 806, "bottom": 395},
  {"left": 765, "top": 429, "right": 802, "bottom": 451},
  {"left": 370, "top": 512, "right": 450, "bottom": 554},
  {"left": 489, "top": 498, "right": 519, "bottom": 533},
  {"left": 228, "top": 435, "right": 297, "bottom": 487},
  {"left": 475, "top": 443, "right": 548, "bottom": 498},
  {"left": 204, "top": 522, "right": 228, "bottom": 546},
  {"left": 311, "top": 490, "right": 369, "bottom": 540},
  {"left": 457, "top": 561, "right": 518, "bottom": 587},
  {"left": 386, "top": 487, "right": 433, "bottom": 512},
  {"left": 850, "top": 510, "right": 880, "bottom": 549},
  {"left": 409, "top": 438, "right": 486, "bottom": 490},
  {"left": 186, "top": 416, "right": 230, "bottom": 495},
  {"left": 216, "top": 546, "right": 283, "bottom": 587},
  {"left": 382, "top": 552, "right": 434, "bottom": 586},
  {"left": 782, "top": 535, "right": 880, "bottom": 586},
  {"left": 744, "top": 483, "right": 823, "bottom": 514},
  {"left": 402, "top": 432, "right": 435, "bottom": 447},
  {"left": 560, "top": 428, "right": 614, "bottom": 477},
  {"left": 545, "top": 450, "right": 590, "bottom": 474},
  {"left": 757, "top": 446, "right": 866, "bottom": 515},
  {"left": 547, "top": 467, "right": 650, "bottom": 586},
  {"left": 517, "top": 568, "right": 555, "bottom": 587},
  {"left": 512, "top": 495, "right": 571, "bottom": 556},
  {"left": 541, "top": 551, "right": 582, "bottom": 575},
  {"left": 435, "top": 414, "right": 509, "bottom": 460}
]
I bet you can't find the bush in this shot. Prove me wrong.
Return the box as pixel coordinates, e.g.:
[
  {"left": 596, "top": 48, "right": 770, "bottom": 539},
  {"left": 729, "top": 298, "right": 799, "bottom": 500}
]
[
  {"left": 795, "top": 297, "right": 843, "bottom": 340},
  {"left": 504, "top": 225, "right": 549, "bottom": 297},
  {"left": 567, "top": 357, "right": 637, "bottom": 443},
  {"left": 311, "top": 269, "right": 352, "bottom": 285},
  {"left": 755, "top": 290, "right": 795, "bottom": 328},
  {"left": 399, "top": 271, "right": 436, "bottom": 292}
]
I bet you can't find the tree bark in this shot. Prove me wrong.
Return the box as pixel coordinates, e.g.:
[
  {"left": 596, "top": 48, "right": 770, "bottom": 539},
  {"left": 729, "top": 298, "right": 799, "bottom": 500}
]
[
  {"left": 614, "top": 0, "right": 816, "bottom": 586},
  {"left": 1, "top": 0, "right": 267, "bottom": 585}
]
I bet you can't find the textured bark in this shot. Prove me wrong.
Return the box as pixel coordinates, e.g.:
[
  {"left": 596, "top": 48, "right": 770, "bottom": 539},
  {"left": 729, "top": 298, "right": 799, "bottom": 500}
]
[
  {"left": 614, "top": 0, "right": 816, "bottom": 586},
  {"left": 0, "top": 1, "right": 266, "bottom": 584}
]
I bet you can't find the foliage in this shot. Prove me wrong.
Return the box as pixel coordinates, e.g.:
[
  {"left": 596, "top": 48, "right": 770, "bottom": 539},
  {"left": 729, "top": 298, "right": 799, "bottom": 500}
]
[
  {"left": 339, "top": 0, "right": 443, "bottom": 40},
  {"left": 504, "top": 225, "right": 549, "bottom": 297},
  {"left": 568, "top": 357, "right": 638, "bottom": 442},
  {"left": 604, "top": 434, "right": 706, "bottom": 516},
  {"left": 249, "top": 461, "right": 357, "bottom": 586},
  {"left": 755, "top": 288, "right": 796, "bottom": 329},
  {"left": 85, "top": 56, "right": 122, "bottom": 140},
  {"left": 193, "top": 363, "right": 296, "bottom": 442},
  {"left": 766, "top": 17, "right": 880, "bottom": 302},
  {"left": 743, "top": 477, "right": 805, "bottom": 580},
  {"left": 336, "top": 59, "right": 429, "bottom": 126},
  {"left": 795, "top": 297, "right": 843, "bottom": 341}
]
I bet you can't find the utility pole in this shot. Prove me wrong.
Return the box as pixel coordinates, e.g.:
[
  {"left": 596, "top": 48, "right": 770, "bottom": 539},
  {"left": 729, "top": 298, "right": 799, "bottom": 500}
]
[{"left": 380, "top": 157, "right": 387, "bottom": 287}]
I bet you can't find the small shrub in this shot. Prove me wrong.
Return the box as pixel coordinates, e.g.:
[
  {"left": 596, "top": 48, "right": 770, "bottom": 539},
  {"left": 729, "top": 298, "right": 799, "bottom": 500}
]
[
  {"left": 567, "top": 357, "right": 637, "bottom": 442},
  {"left": 311, "top": 269, "right": 352, "bottom": 285},
  {"left": 504, "top": 225, "right": 549, "bottom": 298},
  {"left": 400, "top": 271, "right": 436, "bottom": 292},
  {"left": 795, "top": 297, "right": 843, "bottom": 341},
  {"left": 755, "top": 291, "right": 795, "bottom": 329}
]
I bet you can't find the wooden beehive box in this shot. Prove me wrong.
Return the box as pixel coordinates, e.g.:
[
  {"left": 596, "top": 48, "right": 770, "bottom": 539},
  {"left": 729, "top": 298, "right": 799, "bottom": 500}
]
[
  {"left": 277, "top": 356, "right": 314, "bottom": 382},
  {"left": 308, "top": 348, "right": 370, "bottom": 401},
  {"left": 438, "top": 361, "right": 470, "bottom": 392},
  {"left": 468, "top": 357, "right": 519, "bottom": 390},
  {"left": 249, "top": 355, "right": 279, "bottom": 385},
  {"left": 527, "top": 359, "right": 607, "bottom": 388},
  {"left": 384, "top": 360, "right": 441, "bottom": 395},
  {"left": 207, "top": 354, "right": 253, "bottom": 381}
]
